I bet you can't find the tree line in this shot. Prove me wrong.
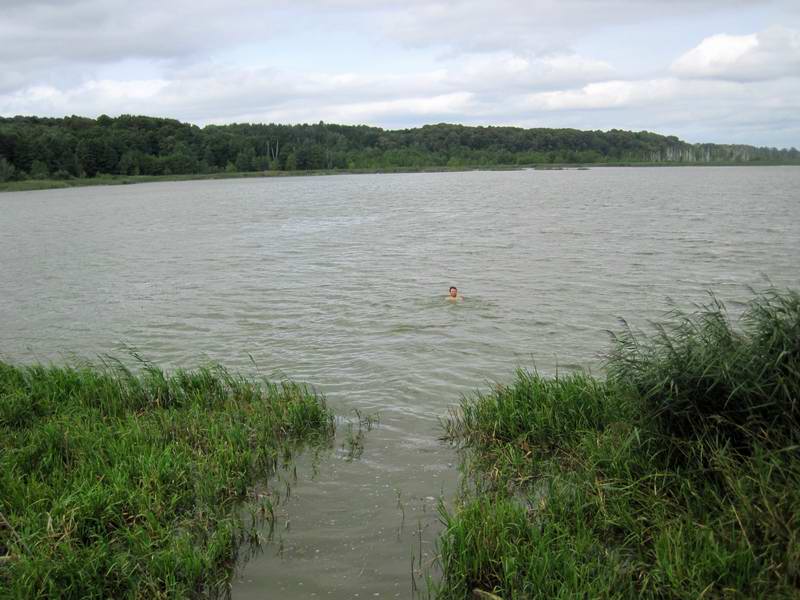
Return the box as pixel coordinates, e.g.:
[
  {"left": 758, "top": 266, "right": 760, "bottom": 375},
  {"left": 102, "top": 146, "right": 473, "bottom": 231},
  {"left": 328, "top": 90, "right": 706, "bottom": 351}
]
[{"left": 1, "top": 114, "right": 797, "bottom": 181}]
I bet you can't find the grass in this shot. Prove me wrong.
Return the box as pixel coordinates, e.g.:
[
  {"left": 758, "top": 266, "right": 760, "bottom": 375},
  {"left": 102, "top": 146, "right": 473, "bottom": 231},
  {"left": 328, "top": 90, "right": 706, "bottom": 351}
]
[
  {"left": 438, "top": 288, "right": 800, "bottom": 599},
  {"left": 0, "top": 359, "right": 334, "bottom": 599},
  {"left": 0, "top": 171, "right": 321, "bottom": 192},
  {"left": 0, "top": 166, "right": 523, "bottom": 193},
  {"left": 607, "top": 290, "right": 800, "bottom": 449}
]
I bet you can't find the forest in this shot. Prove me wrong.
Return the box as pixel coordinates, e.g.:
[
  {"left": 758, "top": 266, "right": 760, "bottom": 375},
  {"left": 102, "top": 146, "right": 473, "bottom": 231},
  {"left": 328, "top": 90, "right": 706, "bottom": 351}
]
[{"left": 1, "top": 114, "right": 798, "bottom": 181}]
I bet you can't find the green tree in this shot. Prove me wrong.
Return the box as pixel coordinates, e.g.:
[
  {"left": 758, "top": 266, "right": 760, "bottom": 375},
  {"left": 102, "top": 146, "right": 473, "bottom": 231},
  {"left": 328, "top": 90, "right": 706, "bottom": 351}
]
[
  {"left": 1, "top": 114, "right": 798, "bottom": 182},
  {"left": 234, "top": 146, "right": 256, "bottom": 171},
  {"left": 76, "top": 138, "right": 99, "bottom": 177},
  {"left": 30, "top": 159, "right": 50, "bottom": 179},
  {"left": 118, "top": 151, "right": 141, "bottom": 175},
  {"left": 0, "top": 157, "right": 16, "bottom": 182},
  {"left": 162, "top": 142, "right": 198, "bottom": 174}
]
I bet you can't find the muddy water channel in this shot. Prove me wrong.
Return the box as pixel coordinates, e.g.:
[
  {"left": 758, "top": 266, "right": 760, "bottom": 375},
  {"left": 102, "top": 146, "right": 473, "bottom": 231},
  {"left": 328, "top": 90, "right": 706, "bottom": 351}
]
[{"left": 2, "top": 167, "right": 799, "bottom": 598}]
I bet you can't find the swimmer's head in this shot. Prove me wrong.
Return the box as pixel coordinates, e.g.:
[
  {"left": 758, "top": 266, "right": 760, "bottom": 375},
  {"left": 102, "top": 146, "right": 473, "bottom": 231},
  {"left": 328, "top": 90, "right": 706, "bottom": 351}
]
[{"left": 449, "top": 286, "right": 458, "bottom": 298}]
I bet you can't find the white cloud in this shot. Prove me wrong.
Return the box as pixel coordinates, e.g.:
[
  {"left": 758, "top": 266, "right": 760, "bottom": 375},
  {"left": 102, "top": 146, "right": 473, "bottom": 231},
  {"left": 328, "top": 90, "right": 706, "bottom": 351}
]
[
  {"left": 0, "top": 67, "right": 470, "bottom": 125},
  {"left": 671, "top": 26, "right": 800, "bottom": 81},
  {"left": 519, "top": 75, "right": 799, "bottom": 120},
  {"left": 515, "top": 75, "right": 800, "bottom": 148},
  {"left": 524, "top": 79, "right": 682, "bottom": 111},
  {"left": 259, "top": 92, "right": 477, "bottom": 124},
  {"left": 452, "top": 52, "right": 614, "bottom": 93},
  {"left": 2, "top": 80, "right": 169, "bottom": 118}
]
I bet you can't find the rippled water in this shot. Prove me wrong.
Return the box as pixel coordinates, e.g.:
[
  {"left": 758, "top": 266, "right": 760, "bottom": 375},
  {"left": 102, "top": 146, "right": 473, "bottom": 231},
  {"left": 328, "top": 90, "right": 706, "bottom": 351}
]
[{"left": 1, "top": 167, "right": 799, "bottom": 597}]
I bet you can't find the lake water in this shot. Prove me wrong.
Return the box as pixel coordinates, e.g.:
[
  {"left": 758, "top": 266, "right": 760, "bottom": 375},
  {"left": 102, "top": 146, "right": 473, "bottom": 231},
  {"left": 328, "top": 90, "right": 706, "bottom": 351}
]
[{"left": 1, "top": 167, "right": 799, "bottom": 598}]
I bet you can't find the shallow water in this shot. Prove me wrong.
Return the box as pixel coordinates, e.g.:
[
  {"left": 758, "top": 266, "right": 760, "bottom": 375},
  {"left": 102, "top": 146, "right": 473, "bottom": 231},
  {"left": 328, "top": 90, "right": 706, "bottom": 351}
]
[{"left": 1, "top": 167, "right": 799, "bottom": 597}]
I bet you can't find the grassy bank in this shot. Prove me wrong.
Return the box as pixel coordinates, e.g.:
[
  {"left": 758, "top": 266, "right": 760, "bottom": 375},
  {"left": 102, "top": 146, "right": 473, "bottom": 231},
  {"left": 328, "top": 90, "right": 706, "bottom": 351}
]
[
  {"left": 0, "top": 165, "right": 525, "bottom": 193},
  {"left": 439, "top": 289, "right": 800, "bottom": 599},
  {"left": 0, "top": 360, "right": 334, "bottom": 598},
  {"left": 0, "top": 170, "right": 341, "bottom": 192}
]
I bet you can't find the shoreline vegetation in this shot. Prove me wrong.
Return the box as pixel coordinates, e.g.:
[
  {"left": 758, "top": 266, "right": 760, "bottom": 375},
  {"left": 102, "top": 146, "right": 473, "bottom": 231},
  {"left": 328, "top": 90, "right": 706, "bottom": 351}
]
[
  {"left": 0, "top": 165, "right": 516, "bottom": 193},
  {"left": 2, "top": 115, "right": 798, "bottom": 193},
  {"left": 0, "top": 360, "right": 334, "bottom": 598},
  {"left": 438, "top": 288, "right": 800, "bottom": 599},
  {"left": 2, "top": 161, "right": 799, "bottom": 193}
]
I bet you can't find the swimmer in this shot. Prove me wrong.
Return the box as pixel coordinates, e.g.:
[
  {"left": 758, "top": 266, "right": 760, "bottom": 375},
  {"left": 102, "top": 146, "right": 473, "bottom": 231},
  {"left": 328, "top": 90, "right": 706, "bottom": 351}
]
[{"left": 447, "top": 286, "right": 463, "bottom": 301}]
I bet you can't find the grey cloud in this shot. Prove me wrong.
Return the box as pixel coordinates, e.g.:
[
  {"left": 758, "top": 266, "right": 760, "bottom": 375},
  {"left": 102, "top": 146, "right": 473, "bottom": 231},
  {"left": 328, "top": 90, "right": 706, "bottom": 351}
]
[
  {"left": 0, "top": 0, "right": 285, "bottom": 64},
  {"left": 0, "top": 0, "right": 302, "bottom": 102},
  {"left": 3, "top": 0, "right": 783, "bottom": 69},
  {"left": 355, "top": 0, "right": 774, "bottom": 53}
]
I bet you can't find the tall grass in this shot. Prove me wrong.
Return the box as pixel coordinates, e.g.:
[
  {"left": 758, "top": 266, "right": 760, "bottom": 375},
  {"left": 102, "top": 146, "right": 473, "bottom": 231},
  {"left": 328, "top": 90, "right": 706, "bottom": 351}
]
[
  {"left": 0, "top": 360, "right": 334, "bottom": 599},
  {"left": 607, "top": 289, "right": 800, "bottom": 449},
  {"left": 439, "top": 288, "right": 800, "bottom": 599}
]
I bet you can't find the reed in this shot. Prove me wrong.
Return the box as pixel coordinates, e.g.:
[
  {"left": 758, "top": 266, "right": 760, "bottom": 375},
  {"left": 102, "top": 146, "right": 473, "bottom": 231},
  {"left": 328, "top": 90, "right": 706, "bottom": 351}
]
[
  {"left": 0, "top": 359, "right": 334, "bottom": 599},
  {"left": 607, "top": 289, "right": 800, "bottom": 449},
  {"left": 438, "top": 288, "right": 800, "bottom": 599}
]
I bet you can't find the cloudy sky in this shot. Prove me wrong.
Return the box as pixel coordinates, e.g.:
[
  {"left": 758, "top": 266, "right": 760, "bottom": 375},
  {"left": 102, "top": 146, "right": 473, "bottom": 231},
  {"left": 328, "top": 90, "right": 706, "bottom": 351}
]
[{"left": 2, "top": 0, "right": 799, "bottom": 147}]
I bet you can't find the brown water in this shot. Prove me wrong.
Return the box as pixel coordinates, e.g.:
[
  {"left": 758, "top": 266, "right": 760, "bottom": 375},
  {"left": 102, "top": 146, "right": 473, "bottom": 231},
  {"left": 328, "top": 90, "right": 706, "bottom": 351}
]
[{"left": 1, "top": 167, "right": 799, "bottom": 598}]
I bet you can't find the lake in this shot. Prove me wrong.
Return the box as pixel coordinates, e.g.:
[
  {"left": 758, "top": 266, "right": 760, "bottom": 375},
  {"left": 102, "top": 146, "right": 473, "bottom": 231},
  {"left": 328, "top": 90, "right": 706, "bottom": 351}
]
[{"left": 1, "top": 167, "right": 798, "bottom": 598}]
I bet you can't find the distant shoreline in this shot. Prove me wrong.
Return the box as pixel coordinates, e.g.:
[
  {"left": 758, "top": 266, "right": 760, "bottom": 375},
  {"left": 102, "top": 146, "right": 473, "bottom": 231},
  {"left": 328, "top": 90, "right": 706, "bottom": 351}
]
[{"left": 1, "top": 161, "right": 797, "bottom": 193}]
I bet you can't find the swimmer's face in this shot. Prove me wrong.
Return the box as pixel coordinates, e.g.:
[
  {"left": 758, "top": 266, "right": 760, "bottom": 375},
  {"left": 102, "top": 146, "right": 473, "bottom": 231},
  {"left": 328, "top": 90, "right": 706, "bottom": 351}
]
[{"left": 449, "top": 287, "right": 458, "bottom": 298}]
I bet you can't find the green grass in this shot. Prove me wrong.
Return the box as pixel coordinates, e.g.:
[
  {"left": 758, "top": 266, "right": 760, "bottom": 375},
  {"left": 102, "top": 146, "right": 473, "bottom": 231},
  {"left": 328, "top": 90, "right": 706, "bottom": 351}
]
[
  {"left": 608, "top": 290, "right": 800, "bottom": 449},
  {"left": 0, "top": 359, "right": 334, "bottom": 599},
  {"left": 0, "top": 171, "right": 305, "bottom": 192},
  {"left": 439, "top": 288, "right": 800, "bottom": 599}
]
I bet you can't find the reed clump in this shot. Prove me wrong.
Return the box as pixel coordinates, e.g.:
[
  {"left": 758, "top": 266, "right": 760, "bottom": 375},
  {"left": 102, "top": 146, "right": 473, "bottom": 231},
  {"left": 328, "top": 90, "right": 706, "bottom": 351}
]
[
  {"left": 439, "top": 288, "right": 800, "bottom": 599},
  {"left": 607, "top": 289, "right": 800, "bottom": 449},
  {"left": 0, "top": 360, "right": 334, "bottom": 599}
]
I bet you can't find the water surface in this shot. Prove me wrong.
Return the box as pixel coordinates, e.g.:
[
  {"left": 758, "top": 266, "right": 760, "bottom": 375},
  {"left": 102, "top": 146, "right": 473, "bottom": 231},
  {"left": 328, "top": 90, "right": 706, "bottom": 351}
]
[{"left": 2, "top": 167, "right": 798, "bottom": 598}]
